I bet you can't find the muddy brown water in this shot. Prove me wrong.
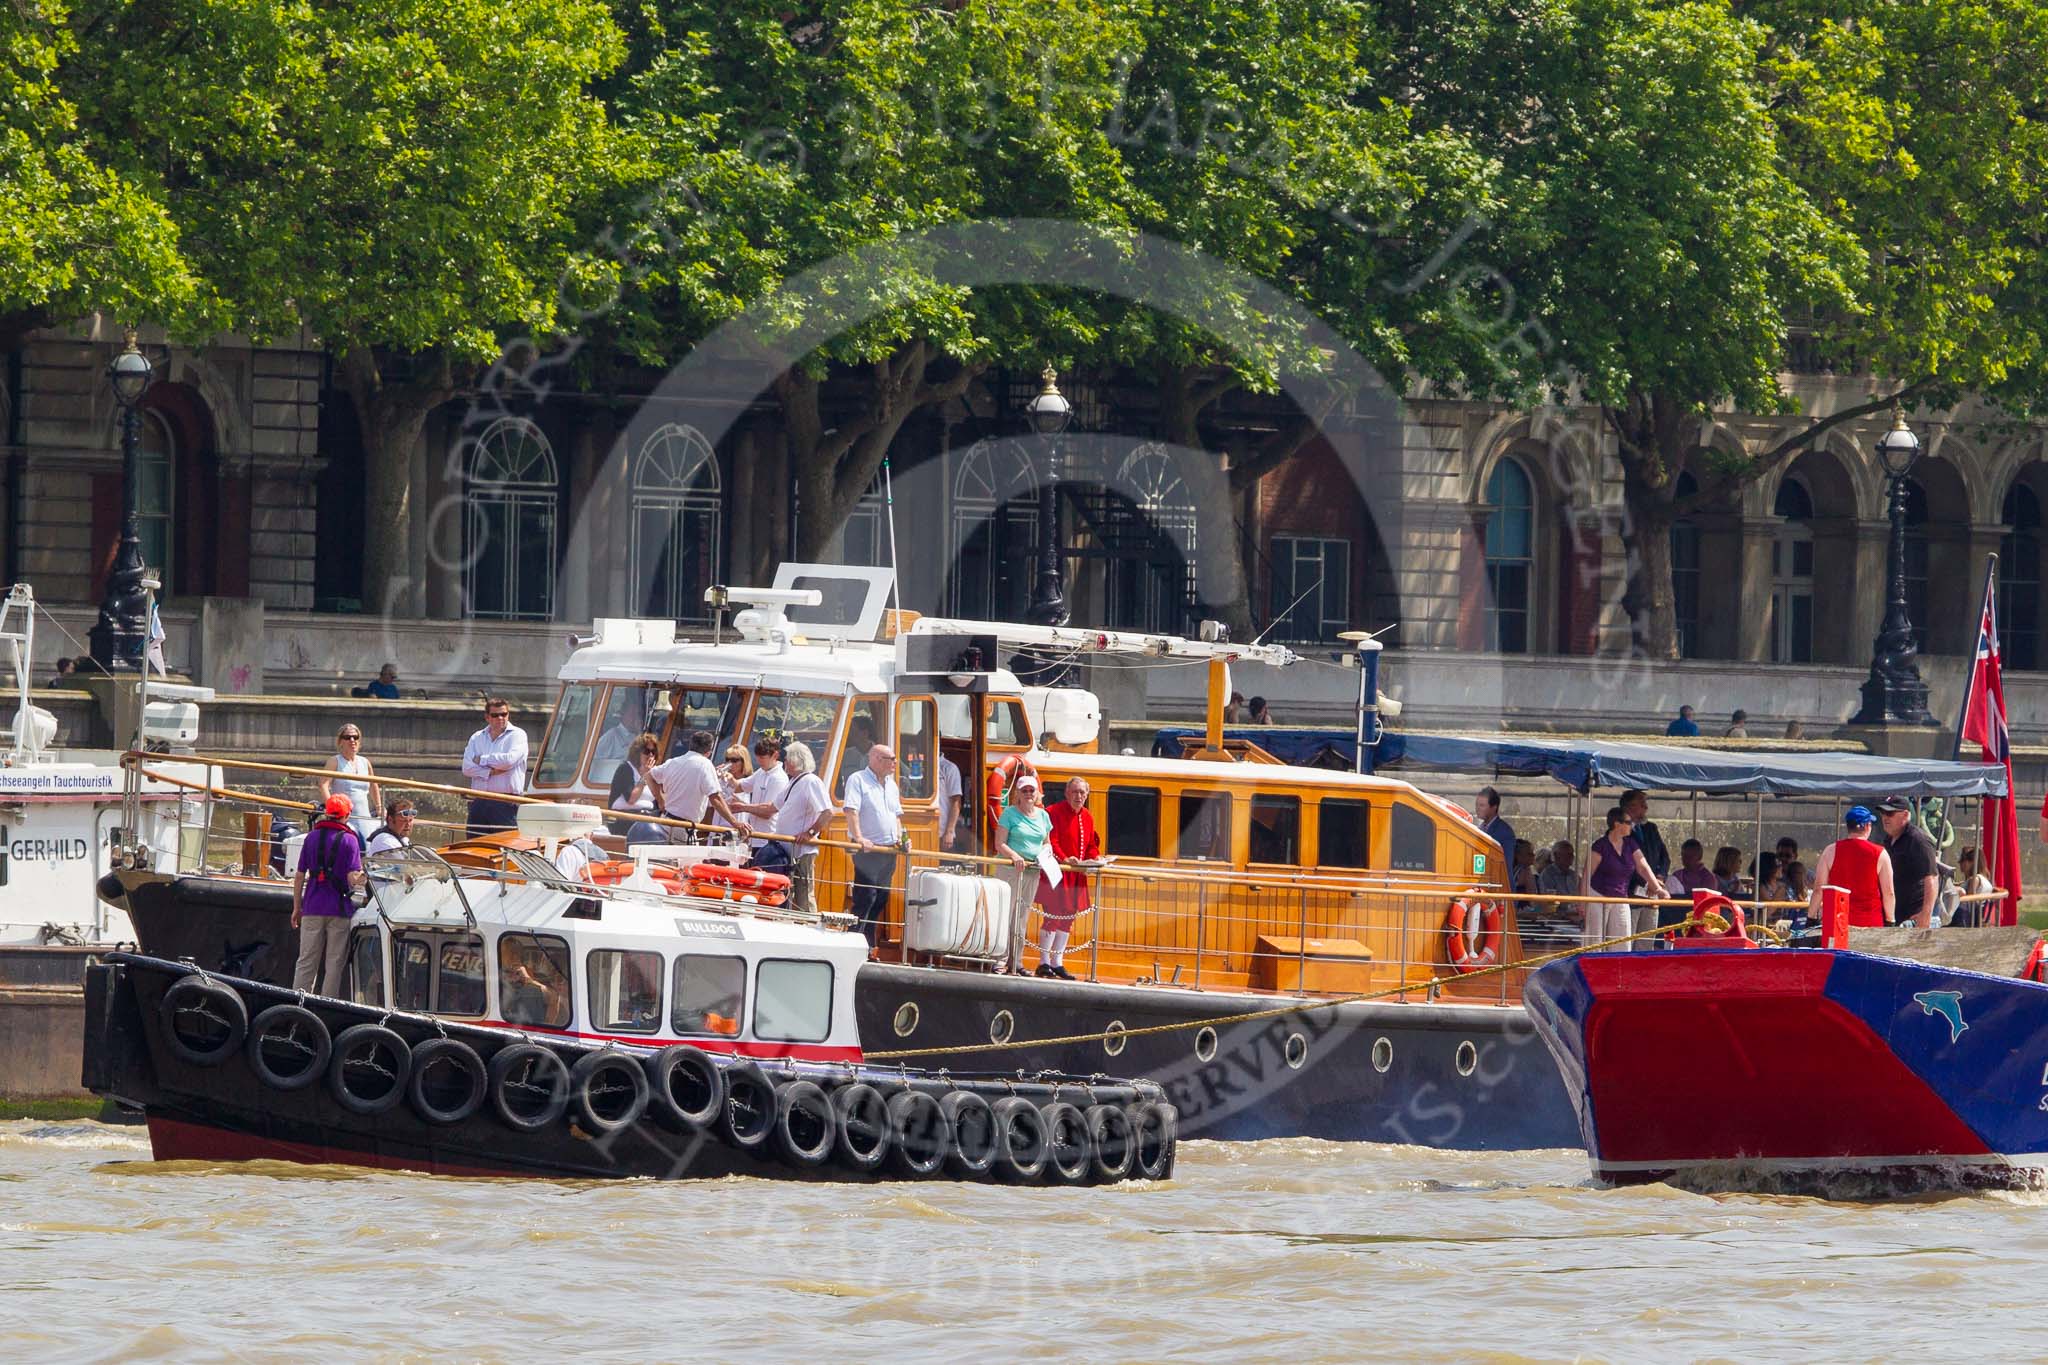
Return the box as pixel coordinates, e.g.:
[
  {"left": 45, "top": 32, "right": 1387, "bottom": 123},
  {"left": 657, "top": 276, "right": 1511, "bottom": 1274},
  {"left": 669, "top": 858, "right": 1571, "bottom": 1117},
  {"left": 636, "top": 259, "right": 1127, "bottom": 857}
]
[{"left": 1, "top": 1120, "right": 2039, "bottom": 1360}]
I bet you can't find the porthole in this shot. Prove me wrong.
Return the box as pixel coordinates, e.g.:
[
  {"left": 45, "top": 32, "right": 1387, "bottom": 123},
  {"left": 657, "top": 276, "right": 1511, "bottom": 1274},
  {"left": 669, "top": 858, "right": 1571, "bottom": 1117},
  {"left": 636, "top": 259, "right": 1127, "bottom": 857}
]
[
  {"left": 1371, "top": 1037, "right": 1393, "bottom": 1073},
  {"left": 1103, "top": 1020, "right": 1127, "bottom": 1057},
  {"left": 1455, "top": 1040, "right": 1478, "bottom": 1077},
  {"left": 989, "top": 1009, "right": 1014, "bottom": 1045},
  {"left": 1194, "top": 1026, "right": 1218, "bottom": 1062},
  {"left": 892, "top": 1002, "right": 919, "bottom": 1037},
  {"left": 1284, "top": 1033, "right": 1309, "bottom": 1070}
]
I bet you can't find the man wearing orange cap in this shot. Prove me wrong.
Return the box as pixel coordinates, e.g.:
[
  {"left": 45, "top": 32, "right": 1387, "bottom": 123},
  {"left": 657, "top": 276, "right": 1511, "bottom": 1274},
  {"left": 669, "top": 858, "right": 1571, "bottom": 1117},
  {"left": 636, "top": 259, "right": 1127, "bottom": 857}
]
[{"left": 292, "top": 793, "right": 365, "bottom": 994}]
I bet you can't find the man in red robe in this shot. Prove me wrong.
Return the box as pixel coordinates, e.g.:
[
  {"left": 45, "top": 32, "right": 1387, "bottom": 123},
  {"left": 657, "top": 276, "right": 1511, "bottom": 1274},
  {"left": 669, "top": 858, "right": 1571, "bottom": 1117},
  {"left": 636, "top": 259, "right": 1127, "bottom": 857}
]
[{"left": 1035, "top": 776, "right": 1099, "bottom": 979}]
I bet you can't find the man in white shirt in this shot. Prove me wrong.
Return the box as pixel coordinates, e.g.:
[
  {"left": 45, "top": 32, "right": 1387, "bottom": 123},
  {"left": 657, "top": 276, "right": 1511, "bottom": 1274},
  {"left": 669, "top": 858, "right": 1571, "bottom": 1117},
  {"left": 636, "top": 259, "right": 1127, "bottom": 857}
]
[
  {"left": 841, "top": 743, "right": 903, "bottom": 949},
  {"left": 937, "top": 752, "right": 963, "bottom": 851},
  {"left": 730, "top": 737, "right": 791, "bottom": 849},
  {"left": 648, "top": 729, "right": 749, "bottom": 838},
  {"left": 460, "top": 697, "right": 527, "bottom": 834},
  {"left": 364, "top": 799, "right": 416, "bottom": 857}
]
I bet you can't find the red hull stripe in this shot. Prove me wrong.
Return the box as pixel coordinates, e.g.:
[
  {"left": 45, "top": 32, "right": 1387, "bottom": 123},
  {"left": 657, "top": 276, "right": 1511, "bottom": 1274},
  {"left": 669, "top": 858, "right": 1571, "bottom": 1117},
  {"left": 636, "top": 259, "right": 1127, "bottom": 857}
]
[
  {"left": 146, "top": 1115, "right": 528, "bottom": 1179},
  {"left": 1575, "top": 954, "right": 1992, "bottom": 1163},
  {"left": 463, "top": 1018, "right": 861, "bottom": 1063}
]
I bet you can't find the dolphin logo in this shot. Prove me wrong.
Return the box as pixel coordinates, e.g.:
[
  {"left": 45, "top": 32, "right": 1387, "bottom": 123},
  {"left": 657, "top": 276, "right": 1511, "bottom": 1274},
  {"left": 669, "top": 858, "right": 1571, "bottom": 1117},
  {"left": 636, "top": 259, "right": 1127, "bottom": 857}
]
[{"left": 1912, "top": 990, "right": 1969, "bottom": 1043}]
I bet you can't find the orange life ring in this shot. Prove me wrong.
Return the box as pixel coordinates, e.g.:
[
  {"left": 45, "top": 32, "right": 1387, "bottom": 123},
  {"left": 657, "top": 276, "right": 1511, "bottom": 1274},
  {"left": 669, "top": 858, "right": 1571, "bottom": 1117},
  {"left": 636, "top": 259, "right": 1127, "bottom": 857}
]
[
  {"left": 984, "top": 753, "right": 1038, "bottom": 829},
  {"left": 685, "top": 861, "right": 792, "bottom": 907},
  {"left": 1444, "top": 899, "right": 1503, "bottom": 973},
  {"left": 585, "top": 860, "right": 684, "bottom": 892}
]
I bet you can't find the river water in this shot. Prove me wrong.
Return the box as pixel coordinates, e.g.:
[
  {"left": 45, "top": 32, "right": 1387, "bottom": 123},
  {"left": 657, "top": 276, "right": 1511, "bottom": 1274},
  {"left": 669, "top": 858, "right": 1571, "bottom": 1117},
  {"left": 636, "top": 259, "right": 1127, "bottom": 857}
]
[{"left": 2, "top": 1119, "right": 2038, "bottom": 1361}]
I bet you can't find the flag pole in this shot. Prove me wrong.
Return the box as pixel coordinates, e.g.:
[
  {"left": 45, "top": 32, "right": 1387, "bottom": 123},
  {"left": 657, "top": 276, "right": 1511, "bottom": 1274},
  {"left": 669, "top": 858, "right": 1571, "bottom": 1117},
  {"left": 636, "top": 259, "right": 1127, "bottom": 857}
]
[{"left": 1952, "top": 553, "right": 1998, "bottom": 760}]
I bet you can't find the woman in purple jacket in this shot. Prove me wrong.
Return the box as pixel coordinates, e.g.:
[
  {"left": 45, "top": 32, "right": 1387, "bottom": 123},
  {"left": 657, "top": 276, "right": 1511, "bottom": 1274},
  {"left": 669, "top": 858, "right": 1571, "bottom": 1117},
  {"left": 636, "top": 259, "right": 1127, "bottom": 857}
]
[{"left": 1580, "top": 805, "right": 1668, "bottom": 951}]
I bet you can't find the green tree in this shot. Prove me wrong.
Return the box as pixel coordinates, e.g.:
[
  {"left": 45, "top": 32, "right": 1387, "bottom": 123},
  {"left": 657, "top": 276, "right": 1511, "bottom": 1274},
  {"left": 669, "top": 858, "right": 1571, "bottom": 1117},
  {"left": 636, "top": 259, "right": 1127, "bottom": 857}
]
[
  {"left": 0, "top": 0, "right": 189, "bottom": 339},
  {"left": 76, "top": 0, "right": 625, "bottom": 612}
]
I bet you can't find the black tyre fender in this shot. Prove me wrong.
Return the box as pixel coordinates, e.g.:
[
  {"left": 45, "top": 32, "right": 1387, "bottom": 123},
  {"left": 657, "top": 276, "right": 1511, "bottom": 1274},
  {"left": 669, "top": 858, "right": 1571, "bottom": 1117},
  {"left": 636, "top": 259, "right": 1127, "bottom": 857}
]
[
  {"left": 771, "top": 1080, "right": 838, "bottom": 1168},
  {"left": 328, "top": 1023, "right": 412, "bottom": 1116},
  {"left": 989, "top": 1096, "right": 1049, "bottom": 1184},
  {"left": 1130, "top": 1101, "right": 1178, "bottom": 1181},
  {"left": 407, "top": 1037, "right": 488, "bottom": 1125},
  {"left": 886, "top": 1090, "right": 948, "bottom": 1179},
  {"left": 831, "top": 1083, "right": 892, "bottom": 1175},
  {"left": 1040, "top": 1100, "right": 1092, "bottom": 1185},
  {"left": 939, "top": 1090, "right": 997, "bottom": 1179},
  {"left": 644, "top": 1046, "right": 725, "bottom": 1132},
  {"left": 719, "top": 1061, "right": 777, "bottom": 1151},
  {"left": 1084, "top": 1103, "right": 1136, "bottom": 1183},
  {"left": 488, "top": 1042, "right": 570, "bottom": 1132},
  {"left": 570, "top": 1050, "right": 651, "bottom": 1134},
  {"left": 160, "top": 976, "right": 249, "bottom": 1067},
  {"left": 244, "top": 1004, "right": 330, "bottom": 1090}
]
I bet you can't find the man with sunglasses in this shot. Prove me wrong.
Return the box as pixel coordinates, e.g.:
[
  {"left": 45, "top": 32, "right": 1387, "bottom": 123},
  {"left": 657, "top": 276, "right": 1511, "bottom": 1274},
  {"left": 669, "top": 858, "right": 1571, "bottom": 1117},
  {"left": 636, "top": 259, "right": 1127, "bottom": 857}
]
[{"left": 461, "top": 697, "right": 527, "bottom": 835}]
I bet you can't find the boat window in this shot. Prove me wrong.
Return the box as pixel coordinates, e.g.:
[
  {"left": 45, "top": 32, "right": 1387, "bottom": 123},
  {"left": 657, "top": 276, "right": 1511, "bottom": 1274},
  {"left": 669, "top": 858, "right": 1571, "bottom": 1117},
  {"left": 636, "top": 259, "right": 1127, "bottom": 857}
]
[
  {"left": 588, "top": 949, "right": 663, "bottom": 1034},
  {"left": 835, "top": 696, "right": 888, "bottom": 798},
  {"left": 1177, "top": 791, "right": 1232, "bottom": 862},
  {"left": 937, "top": 693, "right": 972, "bottom": 740},
  {"left": 438, "top": 936, "right": 487, "bottom": 1014},
  {"left": 1104, "top": 786, "right": 1161, "bottom": 859},
  {"left": 534, "top": 683, "right": 597, "bottom": 787},
  {"left": 498, "top": 932, "right": 573, "bottom": 1029},
  {"left": 1390, "top": 802, "right": 1437, "bottom": 873},
  {"left": 749, "top": 691, "right": 840, "bottom": 757},
  {"left": 659, "top": 687, "right": 742, "bottom": 759},
  {"left": 896, "top": 697, "right": 937, "bottom": 800},
  {"left": 985, "top": 696, "right": 1028, "bottom": 747},
  {"left": 755, "top": 959, "right": 834, "bottom": 1043},
  {"left": 394, "top": 934, "right": 433, "bottom": 1011},
  {"left": 588, "top": 683, "right": 663, "bottom": 781},
  {"left": 346, "top": 927, "right": 384, "bottom": 1007},
  {"left": 1248, "top": 794, "right": 1300, "bottom": 866},
  {"left": 672, "top": 954, "right": 745, "bottom": 1036},
  {"left": 1317, "top": 799, "right": 1371, "bottom": 869}
]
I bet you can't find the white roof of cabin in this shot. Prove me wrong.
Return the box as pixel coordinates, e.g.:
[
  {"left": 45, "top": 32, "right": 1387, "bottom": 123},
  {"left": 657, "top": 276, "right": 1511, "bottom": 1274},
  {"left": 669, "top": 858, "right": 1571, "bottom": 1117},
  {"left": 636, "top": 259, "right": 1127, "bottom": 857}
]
[{"left": 557, "top": 631, "right": 1025, "bottom": 696}]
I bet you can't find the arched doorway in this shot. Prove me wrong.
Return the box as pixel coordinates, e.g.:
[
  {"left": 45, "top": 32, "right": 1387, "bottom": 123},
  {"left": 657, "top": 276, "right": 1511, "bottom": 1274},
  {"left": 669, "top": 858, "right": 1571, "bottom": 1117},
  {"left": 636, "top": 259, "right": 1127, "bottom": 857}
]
[
  {"left": 1770, "top": 475, "right": 1814, "bottom": 663},
  {"left": 464, "top": 417, "right": 559, "bottom": 620},
  {"left": 629, "top": 423, "right": 722, "bottom": 622},
  {"left": 946, "top": 438, "right": 1038, "bottom": 620},
  {"left": 1097, "top": 442, "right": 1198, "bottom": 635},
  {"left": 2002, "top": 470, "right": 2048, "bottom": 670}
]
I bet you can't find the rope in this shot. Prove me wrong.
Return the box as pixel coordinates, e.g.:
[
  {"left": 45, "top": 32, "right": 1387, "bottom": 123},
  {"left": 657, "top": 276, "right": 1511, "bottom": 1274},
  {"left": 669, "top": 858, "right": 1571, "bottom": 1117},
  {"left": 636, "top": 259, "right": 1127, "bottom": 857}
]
[{"left": 864, "top": 908, "right": 1750, "bottom": 1060}]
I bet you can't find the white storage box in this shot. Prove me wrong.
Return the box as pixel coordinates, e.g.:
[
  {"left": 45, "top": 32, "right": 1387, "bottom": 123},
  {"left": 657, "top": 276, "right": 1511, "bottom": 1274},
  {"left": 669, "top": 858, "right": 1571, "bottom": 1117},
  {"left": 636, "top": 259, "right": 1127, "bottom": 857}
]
[{"left": 904, "top": 869, "right": 1013, "bottom": 958}]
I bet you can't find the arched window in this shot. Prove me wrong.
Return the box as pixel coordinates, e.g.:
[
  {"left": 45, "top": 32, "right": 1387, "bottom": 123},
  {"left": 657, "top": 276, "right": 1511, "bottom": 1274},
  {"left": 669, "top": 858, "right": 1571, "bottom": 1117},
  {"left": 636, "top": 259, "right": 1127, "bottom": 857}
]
[
  {"left": 1770, "top": 476, "right": 1814, "bottom": 663},
  {"left": 1103, "top": 442, "right": 1199, "bottom": 634},
  {"left": 835, "top": 472, "right": 889, "bottom": 568},
  {"left": 2003, "top": 482, "right": 2041, "bottom": 670},
  {"left": 1671, "top": 471, "right": 1701, "bottom": 659},
  {"left": 1902, "top": 477, "right": 1930, "bottom": 653},
  {"left": 948, "top": 439, "right": 1038, "bottom": 619},
  {"left": 465, "top": 418, "right": 558, "bottom": 620},
  {"left": 137, "top": 411, "right": 175, "bottom": 584},
  {"left": 1483, "top": 457, "right": 1535, "bottom": 653},
  {"left": 630, "top": 424, "right": 722, "bottom": 622}
]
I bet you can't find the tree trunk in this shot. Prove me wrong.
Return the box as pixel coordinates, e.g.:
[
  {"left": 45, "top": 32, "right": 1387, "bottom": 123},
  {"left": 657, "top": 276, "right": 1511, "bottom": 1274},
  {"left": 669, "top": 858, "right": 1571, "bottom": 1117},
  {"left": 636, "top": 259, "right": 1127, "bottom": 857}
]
[
  {"left": 1610, "top": 390, "right": 1688, "bottom": 661},
  {"left": 337, "top": 347, "right": 458, "bottom": 618}
]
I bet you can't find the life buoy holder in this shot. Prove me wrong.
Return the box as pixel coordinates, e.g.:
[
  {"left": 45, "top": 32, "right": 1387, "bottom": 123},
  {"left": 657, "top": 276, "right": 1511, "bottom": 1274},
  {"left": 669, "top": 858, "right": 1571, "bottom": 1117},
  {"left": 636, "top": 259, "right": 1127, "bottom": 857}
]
[
  {"left": 2023, "top": 938, "right": 2048, "bottom": 984},
  {"left": 585, "top": 859, "right": 684, "bottom": 891},
  {"left": 1444, "top": 899, "right": 1503, "bottom": 974},
  {"left": 985, "top": 753, "right": 1039, "bottom": 829}
]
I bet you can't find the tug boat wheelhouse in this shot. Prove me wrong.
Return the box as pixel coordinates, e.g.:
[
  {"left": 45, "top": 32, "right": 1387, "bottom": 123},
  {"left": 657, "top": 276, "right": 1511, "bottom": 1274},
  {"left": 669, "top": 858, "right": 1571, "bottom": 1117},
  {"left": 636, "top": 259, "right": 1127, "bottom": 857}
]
[
  {"left": 86, "top": 804, "right": 1177, "bottom": 1183},
  {"left": 112, "top": 565, "right": 1581, "bottom": 1150}
]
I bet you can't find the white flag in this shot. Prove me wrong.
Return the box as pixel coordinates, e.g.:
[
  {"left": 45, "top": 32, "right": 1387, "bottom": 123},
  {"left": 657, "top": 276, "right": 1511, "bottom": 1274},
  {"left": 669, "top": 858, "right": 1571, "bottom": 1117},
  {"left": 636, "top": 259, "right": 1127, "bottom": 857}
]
[{"left": 145, "top": 603, "right": 167, "bottom": 676}]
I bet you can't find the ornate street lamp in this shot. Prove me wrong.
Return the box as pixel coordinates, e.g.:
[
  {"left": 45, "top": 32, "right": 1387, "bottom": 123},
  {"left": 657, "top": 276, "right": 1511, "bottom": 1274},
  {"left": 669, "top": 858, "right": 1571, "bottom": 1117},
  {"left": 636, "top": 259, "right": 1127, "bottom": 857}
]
[
  {"left": 88, "top": 329, "right": 156, "bottom": 672},
  {"left": 1025, "top": 365, "right": 1073, "bottom": 628},
  {"left": 1853, "top": 408, "right": 1933, "bottom": 725}
]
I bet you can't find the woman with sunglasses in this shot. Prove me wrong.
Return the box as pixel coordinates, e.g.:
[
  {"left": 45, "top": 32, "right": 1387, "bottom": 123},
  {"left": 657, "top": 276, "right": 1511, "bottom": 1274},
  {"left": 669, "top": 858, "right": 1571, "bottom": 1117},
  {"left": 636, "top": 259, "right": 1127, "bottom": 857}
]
[
  {"left": 320, "top": 725, "right": 381, "bottom": 840},
  {"left": 1581, "top": 805, "right": 1666, "bottom": 951}
]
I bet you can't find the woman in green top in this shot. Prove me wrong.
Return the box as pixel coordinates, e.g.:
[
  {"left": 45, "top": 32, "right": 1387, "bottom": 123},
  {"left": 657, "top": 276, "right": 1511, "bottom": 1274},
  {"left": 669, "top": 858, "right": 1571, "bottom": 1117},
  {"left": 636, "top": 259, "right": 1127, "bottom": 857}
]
[{"left": 995, "top": 774, "right": 1053, "bottom": 976}]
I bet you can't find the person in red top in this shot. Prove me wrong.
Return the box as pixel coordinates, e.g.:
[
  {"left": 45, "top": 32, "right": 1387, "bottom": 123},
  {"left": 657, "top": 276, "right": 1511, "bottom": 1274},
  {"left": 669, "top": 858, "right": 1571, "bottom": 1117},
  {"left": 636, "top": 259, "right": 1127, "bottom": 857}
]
[
  {"left": 1807, "top": 805, "right": 1896, "bottom": 928},
  {"left": 1033, "top": 777, "right": 1100, "bottom": 980}
]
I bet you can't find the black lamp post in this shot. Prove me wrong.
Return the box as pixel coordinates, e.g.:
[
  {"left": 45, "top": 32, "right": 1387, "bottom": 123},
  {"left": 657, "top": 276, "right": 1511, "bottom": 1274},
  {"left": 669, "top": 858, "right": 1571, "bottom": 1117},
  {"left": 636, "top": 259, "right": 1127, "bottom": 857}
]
[
  {"left": 1025, "top": 365, "right": 1072, "bottom": 628},
  {"left": 1854, "top": 408, "right": 1933, "bottom": 725},
  {"left": 88, "top": 328, "right": 155, "bottom": 672}
]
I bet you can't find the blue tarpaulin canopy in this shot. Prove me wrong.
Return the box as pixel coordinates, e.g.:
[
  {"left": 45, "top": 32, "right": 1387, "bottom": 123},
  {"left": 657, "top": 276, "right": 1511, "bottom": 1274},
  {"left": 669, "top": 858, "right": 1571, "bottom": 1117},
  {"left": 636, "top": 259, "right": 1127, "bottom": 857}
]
[{"left": 1149, "top": 727, "right": 2009, "bottom": 799}]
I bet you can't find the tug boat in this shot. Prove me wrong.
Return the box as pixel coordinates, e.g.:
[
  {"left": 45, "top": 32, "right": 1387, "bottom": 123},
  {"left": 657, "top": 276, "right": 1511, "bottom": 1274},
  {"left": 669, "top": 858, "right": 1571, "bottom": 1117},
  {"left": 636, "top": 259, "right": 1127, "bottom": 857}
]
[
  {"left": 84, "top": 805, "right": 1177, "bottom": 1183},
  {"left": 107, "top": 564, "right": 1579, "bottom": 1150},
  {"left": 1524, "top": 920, "right": 2048, "bottom": 1194}
]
